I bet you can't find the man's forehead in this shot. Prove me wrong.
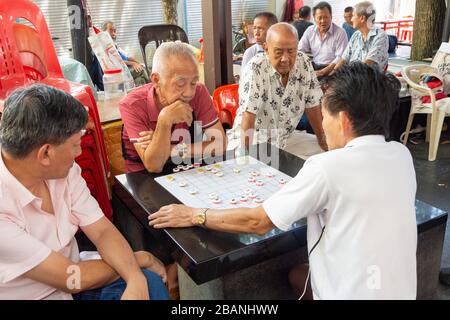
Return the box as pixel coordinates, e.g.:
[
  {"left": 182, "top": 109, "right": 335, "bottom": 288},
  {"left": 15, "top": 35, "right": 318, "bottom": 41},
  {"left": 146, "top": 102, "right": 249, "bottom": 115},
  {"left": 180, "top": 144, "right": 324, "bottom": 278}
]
[{"left": 173, "top": 74, "right": 199, "bottom": 81}]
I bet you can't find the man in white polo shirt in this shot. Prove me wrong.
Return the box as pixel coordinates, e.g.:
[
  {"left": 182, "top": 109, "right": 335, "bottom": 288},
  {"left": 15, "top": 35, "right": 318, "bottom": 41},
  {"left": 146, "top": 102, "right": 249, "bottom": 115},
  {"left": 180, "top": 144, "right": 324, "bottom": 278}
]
[{"left": 149, "top": 62, "right": 417, "bottom": 300}]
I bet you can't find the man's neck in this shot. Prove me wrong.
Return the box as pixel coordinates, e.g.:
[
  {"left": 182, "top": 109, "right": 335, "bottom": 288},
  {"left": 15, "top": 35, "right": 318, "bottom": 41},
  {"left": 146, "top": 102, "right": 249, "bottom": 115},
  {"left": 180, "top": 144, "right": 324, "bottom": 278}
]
[
  {"left": 1, "top": 150, "right": 44, "bottom": 194},
  {"left": 154, "top": 88, "right": 167, "bottom": 111},
  {"left": 359, "top": 25, "right": 370, "bottom": 39},
  {"left": 319, "top": 25, "right": 331, "bottom": 38}
]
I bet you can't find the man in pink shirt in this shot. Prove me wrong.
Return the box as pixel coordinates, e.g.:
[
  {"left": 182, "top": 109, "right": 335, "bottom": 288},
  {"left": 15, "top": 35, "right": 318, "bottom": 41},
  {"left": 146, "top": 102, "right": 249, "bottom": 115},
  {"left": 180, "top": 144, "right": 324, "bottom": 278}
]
[
  {"left": 120, "top": 41, "right": 227, "bottom": 173},
  {"left": 0, "top": 84, "right": 169, "bottom": 300}
]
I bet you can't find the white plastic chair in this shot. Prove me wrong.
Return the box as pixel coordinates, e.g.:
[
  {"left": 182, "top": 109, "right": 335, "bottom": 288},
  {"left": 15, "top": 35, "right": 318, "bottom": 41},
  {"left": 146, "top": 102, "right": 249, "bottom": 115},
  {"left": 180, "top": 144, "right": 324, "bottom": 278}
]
[{"left": 401, "top": 65, "right": 450, "bottom": 161}]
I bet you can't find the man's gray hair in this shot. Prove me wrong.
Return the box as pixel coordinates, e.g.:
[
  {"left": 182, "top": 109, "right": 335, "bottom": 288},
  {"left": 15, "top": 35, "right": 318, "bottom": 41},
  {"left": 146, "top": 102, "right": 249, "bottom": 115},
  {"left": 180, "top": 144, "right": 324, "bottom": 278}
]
[
  {"left": 101, "top": 20, "right": 114, "bottom": 31},
  {"left": 152, "top": 41, "right": 198, "bottom": 77},
  {"left": 266, "top": 22, "right": 299, "bottom": 43},
  {"left": 354, "top": 1, "right": 376, "bottom": 25}
]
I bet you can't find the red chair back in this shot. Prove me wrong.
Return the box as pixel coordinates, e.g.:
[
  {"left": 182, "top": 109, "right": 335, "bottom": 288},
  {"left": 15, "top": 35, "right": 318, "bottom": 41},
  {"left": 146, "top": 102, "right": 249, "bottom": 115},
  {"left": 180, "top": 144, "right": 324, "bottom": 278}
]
[
  {"left": 212, "top": 84, "right": 239, "bottom": 129},
  {"left": 0, "top": 0, "right": 112, "bottom": 219}
]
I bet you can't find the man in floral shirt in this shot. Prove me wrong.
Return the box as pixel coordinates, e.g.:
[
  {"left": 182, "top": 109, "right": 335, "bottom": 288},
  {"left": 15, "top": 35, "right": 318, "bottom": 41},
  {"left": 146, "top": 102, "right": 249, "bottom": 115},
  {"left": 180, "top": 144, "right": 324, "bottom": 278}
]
[
  {"left": 227, "top": 23, "right": 327, "bottom": 157},
  {"left": 335, "top": 1, "right": 388, "bottom": 72}
]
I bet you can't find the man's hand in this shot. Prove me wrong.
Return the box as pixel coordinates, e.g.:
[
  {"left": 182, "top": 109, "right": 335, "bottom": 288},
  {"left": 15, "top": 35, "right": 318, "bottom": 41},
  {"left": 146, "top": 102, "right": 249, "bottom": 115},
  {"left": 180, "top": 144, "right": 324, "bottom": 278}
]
[
  {"left": 133, "top": 130, "right": 154, "bottom": 151},
  {"left": 158, "top": 101, "right": 193, "bottom": 127},
  {"left": 134, "top": 251, "right": 167, "bottom": 284},
  {"left": 120, "top": 272, "right": 150, "bottom": 300},
  {"left": 317, "top": 133, "right": 328, "bottom": 151},
  {"left": 315, "top": 70, "right": 324, "bottom": 78},
  {"left": 148, "top": 204, "right": 195, "bottom": 229},
  {"left": 130, "top": 61, "right": 144, "bottom": 72}
]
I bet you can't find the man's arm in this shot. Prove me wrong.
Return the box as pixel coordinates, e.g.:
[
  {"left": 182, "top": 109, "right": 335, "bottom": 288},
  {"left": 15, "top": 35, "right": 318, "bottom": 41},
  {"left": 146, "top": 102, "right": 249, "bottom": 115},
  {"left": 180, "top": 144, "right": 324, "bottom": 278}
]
[
  {"left": 316, "top": 63, "right": 336, "bottom": 78},
  {"left": 125, "top": 57, "right": 144, "bottom": 72},
  {"left": 24, "top": 251, "right": 120, "bottom": 294},
  {"left": 185, "top": 121, "right": 227, "bottom": 158},
  {"left": 240, "top": 112, "right": 256, "bottom": 150},
  {"left": 320, "top": 30, "right": 347, "bottom": 77},
  {"left": 134, "top": 101, "right": 193, "bottom": 173},
  {"left": 334, "top": 58, "right": 345, "bottom": 71},
  {"left": 80, "top": 216, "right": 149, "bottom": 299},
  {"left": 305, "top": 106, "right": 327, "bottom": 151},
  {"left": 363, "top": 33, "right": 388, "bottom": 68},
  {"left": 149, "top": 205, "right": 275, "bottom": 236}
]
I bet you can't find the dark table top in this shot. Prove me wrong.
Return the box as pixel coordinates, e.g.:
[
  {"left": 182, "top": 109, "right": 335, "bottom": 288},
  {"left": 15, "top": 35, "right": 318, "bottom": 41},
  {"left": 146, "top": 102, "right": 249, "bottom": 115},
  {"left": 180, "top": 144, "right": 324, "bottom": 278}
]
[{"left": 113, "top": 143, "right": 448, "bottom": 284}]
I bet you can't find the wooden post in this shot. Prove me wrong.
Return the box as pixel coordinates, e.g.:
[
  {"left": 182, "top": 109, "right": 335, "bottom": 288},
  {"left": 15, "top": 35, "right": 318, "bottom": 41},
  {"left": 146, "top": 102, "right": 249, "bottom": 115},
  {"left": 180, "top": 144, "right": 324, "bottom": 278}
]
[
  {"left": 67, "top": 0, "right": 90, "bottom": 69},
  {"left": 201, "top": 0, "right": 233, "bottom": 94},
  {"left": 411, "top": 0, "right": 446, "bottom": 61}
]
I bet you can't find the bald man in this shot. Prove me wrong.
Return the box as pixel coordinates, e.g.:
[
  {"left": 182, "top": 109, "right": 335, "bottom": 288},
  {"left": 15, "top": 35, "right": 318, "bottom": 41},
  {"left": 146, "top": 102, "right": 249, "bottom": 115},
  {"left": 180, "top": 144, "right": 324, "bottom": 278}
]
[{"left": 227, "top": 23, "right": 327, "bottom": 158}]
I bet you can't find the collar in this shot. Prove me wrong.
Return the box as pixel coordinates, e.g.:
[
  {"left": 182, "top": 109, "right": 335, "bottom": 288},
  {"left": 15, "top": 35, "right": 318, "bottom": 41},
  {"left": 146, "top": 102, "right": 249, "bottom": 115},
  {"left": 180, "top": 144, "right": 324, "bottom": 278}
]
[
  {"left": 344, "top": 135, "right": 386, "bottom": 148},
  {"left": 314, "top": 23, "right": 336, "bottom": 37},
  {"left": 256, "top": 43, "right": 264, "bottom": 53},
  {"left": 368, "top": 27, "right": 379, "bottom": 38},
  {"left": 267, "top": 55, "right": 298, "bottom": 80},
  {"left": 0, "top": 149, "right": 36, "bottom": 208}
]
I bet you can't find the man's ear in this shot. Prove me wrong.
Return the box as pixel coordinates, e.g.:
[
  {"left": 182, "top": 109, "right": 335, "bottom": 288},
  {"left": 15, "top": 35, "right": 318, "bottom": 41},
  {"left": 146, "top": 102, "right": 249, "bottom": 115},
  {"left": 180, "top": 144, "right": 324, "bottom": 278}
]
[
  {"left": 263, "top": 42, "right": 268, "bottom": 54},
  {"left": 36, "top": 144, "right": 52, "bottom": 167},
  {"left": 338, "top": 111, "right": 353, "bottom": 136},
  {"left": 150, "top": 72, "right": 160, "bottom": 87}
]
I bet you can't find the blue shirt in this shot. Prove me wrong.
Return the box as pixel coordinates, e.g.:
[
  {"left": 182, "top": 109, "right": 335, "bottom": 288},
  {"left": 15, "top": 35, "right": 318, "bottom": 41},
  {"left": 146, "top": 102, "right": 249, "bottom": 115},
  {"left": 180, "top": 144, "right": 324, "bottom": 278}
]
[
  {"left": 343, "top": 27, "right": 389, "bottom": 72},
  {"left": 342, "top": 22, "right": 356, "bottom": 40}
]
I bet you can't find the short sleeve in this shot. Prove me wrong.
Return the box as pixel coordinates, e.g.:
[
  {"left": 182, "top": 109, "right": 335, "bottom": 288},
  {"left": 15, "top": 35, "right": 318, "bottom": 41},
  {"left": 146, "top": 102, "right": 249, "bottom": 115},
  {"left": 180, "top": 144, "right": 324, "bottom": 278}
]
[
  {"left": 302, "top": 56, "right": 323, "bottom": 109},
  {"left": 241, "top": 46, "right": 255, "bottom": 71},
  {"left": 298, "top": 27, "right": 311, "bottom": 53},
  {"left": 67, "top": 164, "right": 104, "bottom": 227},
  {"left": 342, "top": 35, "right": 355, "bottom": 62},
  {"left": 238, "top": 58, "right": 265, "bottom": 115},
  {"left": 119, "top": 96, "right": 150, "bottom": 141},
  {"left": 366, "top": 32, "right": 388, "bottom": 68},
  {"left": 0, "top": 217, "right": 51, "bottom": 283},
  {"left": 192, "top": 84, "right": 219, "bottom": 129},
  {"left": 263, "top": 159, "right": 328, "bottom": 231}
]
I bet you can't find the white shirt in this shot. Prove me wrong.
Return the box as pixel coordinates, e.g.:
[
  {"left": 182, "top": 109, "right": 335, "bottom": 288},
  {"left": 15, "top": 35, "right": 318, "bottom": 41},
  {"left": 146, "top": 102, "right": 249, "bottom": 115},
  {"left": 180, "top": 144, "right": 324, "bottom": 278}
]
[
  {"left": 241, "top": 44, "right": 264, "bottom": 71},
  {"left": 263, "top": 135, "right": 417, "bottom": 299},
  {"left": 227, "top": 52, "right": 323, "bottom": 150},
  {"left": 299, "top": 23, "right": 348, "bottom": 65}
]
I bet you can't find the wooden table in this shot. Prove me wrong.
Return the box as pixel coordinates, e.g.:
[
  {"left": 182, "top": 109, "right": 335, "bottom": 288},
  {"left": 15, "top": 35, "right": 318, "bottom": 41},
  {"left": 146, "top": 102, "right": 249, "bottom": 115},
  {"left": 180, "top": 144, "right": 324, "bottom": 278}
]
[{"left": 96, "top": 96, "right": 125, "bottom": 185}]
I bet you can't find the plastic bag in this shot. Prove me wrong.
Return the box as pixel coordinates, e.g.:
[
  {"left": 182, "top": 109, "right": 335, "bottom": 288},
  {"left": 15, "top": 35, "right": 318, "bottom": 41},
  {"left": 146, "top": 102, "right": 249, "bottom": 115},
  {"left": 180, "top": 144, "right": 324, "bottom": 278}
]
[{"left": 88, "top": 30, "right": 135, "bottom": 91}]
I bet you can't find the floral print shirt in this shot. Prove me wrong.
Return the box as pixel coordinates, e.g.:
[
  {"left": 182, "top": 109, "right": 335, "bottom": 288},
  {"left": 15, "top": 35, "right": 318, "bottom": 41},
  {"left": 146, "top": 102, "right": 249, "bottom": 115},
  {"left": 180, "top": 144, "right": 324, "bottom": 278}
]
[
  {"left": 227, "top": 52, "right": 322, "bottom": 150},
  {"left": 342, "top": 27, "right": 389, "bottom": 71}
]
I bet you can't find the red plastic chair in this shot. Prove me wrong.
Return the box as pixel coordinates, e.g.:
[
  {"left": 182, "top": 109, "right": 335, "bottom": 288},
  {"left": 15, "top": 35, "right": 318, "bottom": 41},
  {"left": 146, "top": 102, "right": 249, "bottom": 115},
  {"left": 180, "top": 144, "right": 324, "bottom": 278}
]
[
  {"left": 0, "top": 0, "right": 112, "bottom": 219},
  {"left": 212, "top": 84, "right": 239, "bottom": 129}
]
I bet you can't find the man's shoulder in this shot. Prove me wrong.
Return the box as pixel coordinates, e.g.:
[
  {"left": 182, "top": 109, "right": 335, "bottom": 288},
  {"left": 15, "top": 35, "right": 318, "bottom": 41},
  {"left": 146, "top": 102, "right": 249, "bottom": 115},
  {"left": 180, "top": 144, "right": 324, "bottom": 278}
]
[
  {"left": 119, "top": 83, "right": 153, "bottom": 110},
  {"left": 332, "top": 23, "right": 347, "bottom": 36},
  {"left": 302, "top": 24, "right": 315, "bottom": 36}
]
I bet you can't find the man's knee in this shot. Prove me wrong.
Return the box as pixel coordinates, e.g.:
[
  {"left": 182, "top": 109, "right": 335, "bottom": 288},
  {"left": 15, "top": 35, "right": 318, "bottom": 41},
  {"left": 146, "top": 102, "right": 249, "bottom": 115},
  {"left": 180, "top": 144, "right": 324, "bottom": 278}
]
[{"left": 141, "top": 269, "right": 171, "bottom": 300}]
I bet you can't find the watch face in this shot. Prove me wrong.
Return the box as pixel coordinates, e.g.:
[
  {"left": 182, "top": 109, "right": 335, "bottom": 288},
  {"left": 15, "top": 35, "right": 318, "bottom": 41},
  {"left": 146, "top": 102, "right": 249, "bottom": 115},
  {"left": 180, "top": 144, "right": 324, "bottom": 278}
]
[{"left": 194, "top": 213, "right": 206, "bottom": 225}]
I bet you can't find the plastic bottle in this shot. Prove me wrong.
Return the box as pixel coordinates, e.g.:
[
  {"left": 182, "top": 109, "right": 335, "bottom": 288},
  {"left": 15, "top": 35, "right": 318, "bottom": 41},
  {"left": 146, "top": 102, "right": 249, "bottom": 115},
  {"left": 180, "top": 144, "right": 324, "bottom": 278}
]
[{"left": 103, "top": 69, "right": 125, "bottom": 100}]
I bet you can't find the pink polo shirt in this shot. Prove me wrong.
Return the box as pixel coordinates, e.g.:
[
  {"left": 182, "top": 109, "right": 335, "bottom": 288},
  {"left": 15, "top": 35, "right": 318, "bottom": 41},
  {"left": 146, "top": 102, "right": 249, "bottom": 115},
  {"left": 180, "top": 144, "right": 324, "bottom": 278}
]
[
  {"left": 0, "top": 151, "right": 104, "bottom": 300},
  {"left": 119, "top": 83, "right": 219, "bottom": 172}
]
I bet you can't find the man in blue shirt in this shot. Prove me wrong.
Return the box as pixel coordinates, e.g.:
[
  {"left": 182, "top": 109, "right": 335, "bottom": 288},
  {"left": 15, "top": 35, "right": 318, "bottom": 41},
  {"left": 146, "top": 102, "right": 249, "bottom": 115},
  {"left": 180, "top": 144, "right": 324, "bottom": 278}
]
[{"left": 342, "top": 6, "right": 356, "bottom": 40}]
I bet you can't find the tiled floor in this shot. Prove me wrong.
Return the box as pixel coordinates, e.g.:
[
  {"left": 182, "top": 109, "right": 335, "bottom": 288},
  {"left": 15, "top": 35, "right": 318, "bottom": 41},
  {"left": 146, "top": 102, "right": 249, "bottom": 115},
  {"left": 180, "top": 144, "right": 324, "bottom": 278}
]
[{"left": 406, "top": 130, "right": 450, "bottom": 299}]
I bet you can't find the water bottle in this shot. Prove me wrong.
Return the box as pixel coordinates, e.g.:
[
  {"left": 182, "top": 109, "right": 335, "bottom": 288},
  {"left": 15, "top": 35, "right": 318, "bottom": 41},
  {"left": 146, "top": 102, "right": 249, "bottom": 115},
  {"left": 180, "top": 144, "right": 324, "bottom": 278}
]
[{"left": 103, "top": 69, "right": 125, "bottom": 100}]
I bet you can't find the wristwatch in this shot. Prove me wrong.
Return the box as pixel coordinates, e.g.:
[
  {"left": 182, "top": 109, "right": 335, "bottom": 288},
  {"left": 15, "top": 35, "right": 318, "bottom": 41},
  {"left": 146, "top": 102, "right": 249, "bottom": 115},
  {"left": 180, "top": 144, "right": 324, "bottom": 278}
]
[{"left": 192, "top": 208, "right": 208, "bottom": 226}]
